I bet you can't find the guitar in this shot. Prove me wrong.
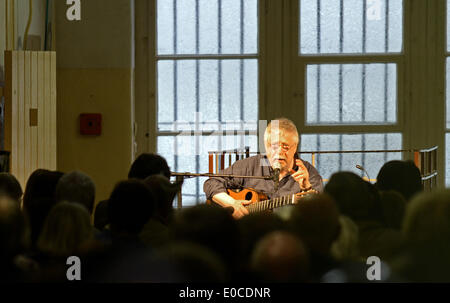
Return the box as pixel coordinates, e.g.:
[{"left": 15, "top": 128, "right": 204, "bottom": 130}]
[{"left": 208, "top": 187, "right": 317, "bottom": 214}]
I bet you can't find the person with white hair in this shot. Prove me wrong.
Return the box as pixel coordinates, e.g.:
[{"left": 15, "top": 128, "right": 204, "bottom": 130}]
[{"left": 204, "top": 118, "right": 323, "bottom": 219}]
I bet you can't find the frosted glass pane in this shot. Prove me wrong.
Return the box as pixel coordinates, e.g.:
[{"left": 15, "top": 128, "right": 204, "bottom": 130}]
[
  {"left": 199, "top": 0, "right": 219, "bottom": 54},
  {"left": 447, "top": 58, "right": 450, "bottom": 128},
  {"left": 157, "top": 61, "right": 175, "bottom": 126},
  {"left": 158, "top": 135, "right": 258, "bottom": 206},
  {"left": 157, "top": 59, "right": 258, "bottom": 131},
  {"left": 244, "top": 0, "right": 258, "bottom": 53},
  {"left": 157, "top": 0, "right": 258, "bottom": 55},
  {"left": 157, "top": 0, "right": 174, "bottom": 55},
  {"left": 300, "top": 133, "right": 402, "bottom": 182},
  {"left": 221, "top": 0, "right": 242, "bottom": 54},
  {"left": 300, "top": 0, "right": 403, "bottom": 54},
  {"left": 306, "top": 63, "right": 397, "bottom": 124}
]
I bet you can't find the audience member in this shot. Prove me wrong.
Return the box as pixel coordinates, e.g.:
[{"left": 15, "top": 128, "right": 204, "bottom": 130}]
[
  {"left": 0, "top": 173, "right": 23, "bottom": 204},
  {"left": 22, "top": 169, "right": 64, "bottom": 249},
  {"left": 375, "top": 160, "right": 423, "bottom": 202},
  {"left": 55, "top": 171, "right": 96, "bottom": 215},
  {"left": 94, "top": 153, "right": 171, "bottom": 230},
  {"left": 379, "top": 190, "right": 407, "bottom": 230},
  {"left": 139, "top": 175, "right": 182, "bottom": 248},
  {"left": 390, "top": 190, "right": 450, "bottom": 282},
  {"left": 170, "top": 204, "right": 241, "bottom": 278},
  {"left": 287, "top": 193, "right": 341, "bottom": 281},
  {"left": 325, "top": 172, "right": 404, "bottom": 260},
  {"left": 250, "top": 231, "right": 310, "bottom": 282},
  {"left": 330, "top": 215, "right": 361, "bottom": 262}
]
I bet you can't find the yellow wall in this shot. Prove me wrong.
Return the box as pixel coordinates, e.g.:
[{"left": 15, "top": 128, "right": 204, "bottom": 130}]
[
  {"left": 57, "top": 68, "right": 133, "bottom": 202},
  {"left": 55, "top": 0, "right": 134, "bottom": 203}
]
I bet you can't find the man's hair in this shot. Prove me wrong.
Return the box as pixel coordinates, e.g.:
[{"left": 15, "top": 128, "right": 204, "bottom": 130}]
[
  {"left": 264, "top": 118, "right": 299, "bottom": 145},
  {"left": 55, "top": 171, "right": 96, "bottom": 214}
]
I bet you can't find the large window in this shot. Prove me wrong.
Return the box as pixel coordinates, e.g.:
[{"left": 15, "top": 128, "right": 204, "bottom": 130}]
[
  {"left": 156, "top": 0, "right": 259, "bottom": 206},
  {"left": 298, "top": 0, "right": 403, "bottom": 181}
]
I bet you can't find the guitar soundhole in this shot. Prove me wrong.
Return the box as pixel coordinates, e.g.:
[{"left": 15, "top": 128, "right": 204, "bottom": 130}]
[{"left": 245, "top": 192, "right": 253, "bottom": 200}]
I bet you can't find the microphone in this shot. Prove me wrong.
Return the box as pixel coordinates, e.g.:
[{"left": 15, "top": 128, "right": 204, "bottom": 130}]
[
  {"left": 273, "top": 162, "right": 281, "bottom": 191},
  {"left": 356, "top": 164, "right": 371, "bottom": 182}
]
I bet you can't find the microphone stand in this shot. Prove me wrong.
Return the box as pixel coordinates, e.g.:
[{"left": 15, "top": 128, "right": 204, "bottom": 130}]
[{"left": 170, "top": 172, "right": 274, "bottom": 209}]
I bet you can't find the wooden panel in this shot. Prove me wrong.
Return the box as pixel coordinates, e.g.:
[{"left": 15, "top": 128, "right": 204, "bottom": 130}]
[
  {"left": 4, "top": 51, "right": 57, "bottom": 188},
  {"left": 37, "top": 52, "right": 45, "bottom": 170},
  {"left": 44, "top": 53, "right": 51, "bottom": 169},
  {"left": 17, "top": 52, "right": 25, "bottom": 187},
  {"left": 24, "top": 52, "right": 32, "bottom": 184},
  {"left": 50, "top": 53, "right": 57, "bottom": 169}
]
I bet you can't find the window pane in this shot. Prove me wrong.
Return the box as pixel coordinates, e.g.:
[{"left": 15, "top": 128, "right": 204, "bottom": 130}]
[
  {"left": 159, "top": 135, "right": 258, "bottom": 206},
  {"left": 300, "top": 0, "right": 403, "bottom": 54},
  {"left": 300, "top": 133, "right": 402, "bottom": 182},
  {"left": 447, "top": 58, "right": 450, "bottom": 128},
  {"left": 306, "top": 63, "right": 397, "bottom": 124},
  {"left": 157, "top": 0, "right": 258, "bottom": 55},
  {"left": 157, "top": 59, "right": 258, "bottom": 131}
]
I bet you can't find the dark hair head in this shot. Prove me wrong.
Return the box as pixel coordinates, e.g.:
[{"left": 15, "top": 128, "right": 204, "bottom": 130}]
[
  {"left": 376, "top": 160, "right": 423, "bottom": 201},
  {"left": 108, "top": 179, "right": 156, "bottom": 235},
  {"left": 324, "top": 171, "right": 381, "bottom": 222},
  {"left": 55, "top": 171, "right": 96, "bottom": 214},
  {"left": 143, "top": 175, "right": 182, "bottom": 224},
  {"left": 128, "top": 153, "right": 170, "bottom": 180},
  {"left": 171, "top": 204, "right": 240, "bottom": 270},
  {"left": 0, "top": 173, "right": 23, "bottom": 203},
  {"left": 22, "top": 169, "right": 64, "bottom": 248},
  {"left": 288, "top": 193, "right": 341, "bottom": 255}
]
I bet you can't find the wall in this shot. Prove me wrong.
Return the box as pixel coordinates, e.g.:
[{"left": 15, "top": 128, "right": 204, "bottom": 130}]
[{"left": 55, "top": 0, "right": 134, "bottom": 203}]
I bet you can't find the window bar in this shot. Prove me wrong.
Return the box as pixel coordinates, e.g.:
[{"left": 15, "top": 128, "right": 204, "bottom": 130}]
[
  {"left": 383, "top": 0, "right": 390, "bottom": 163},
  {"left": 362, "top": 0, "right": 367, "bottom": 172},
  {"left": 173, "top": 0, "right": 178, "bottom": 171},
  {"left": 240, "top": 0, "right": 245, "bottom": 149},
  {"left": 316, "top": 0, "right": 321, "bottom": 172},
  {"left": 218, "top": 0, "right": 223, "bottom": 153},
  {"left": 338, "top": 0, "right": 344, "bottom": 171},
  {"left": 195, "top": 0, "right": 200, "bottom": 203}
]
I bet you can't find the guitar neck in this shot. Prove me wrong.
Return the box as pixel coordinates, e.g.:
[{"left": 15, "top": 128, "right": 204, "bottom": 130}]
[{"left": 246, "top": 194, "right": 297, "bottom": 214}]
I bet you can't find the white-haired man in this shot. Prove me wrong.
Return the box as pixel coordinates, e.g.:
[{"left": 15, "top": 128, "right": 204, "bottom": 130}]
[{"left": 204, "top": 118, "right": 323, "bottom": 219}]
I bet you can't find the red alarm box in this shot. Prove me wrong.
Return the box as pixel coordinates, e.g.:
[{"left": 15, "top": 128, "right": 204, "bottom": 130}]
[{"left": 80, "top": 113, "right": 102, "bottom": 135}]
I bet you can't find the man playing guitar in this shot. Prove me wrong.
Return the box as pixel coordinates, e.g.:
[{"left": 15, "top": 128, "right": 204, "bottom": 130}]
[{"left": 204, "top": 118, "right": 323, "bottom": 219}]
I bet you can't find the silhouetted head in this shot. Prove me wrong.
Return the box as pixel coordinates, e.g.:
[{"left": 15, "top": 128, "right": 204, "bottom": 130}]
[
  {"left": 128, "top": 153, "right": 171, "bottom": 180},
  {"left": 0, "top": 173, "right": 23, "bottom": 204},
  {"left": 55, "top": 171, "right": 96, "bottom": 214},
  {"left": 22, "top": 169, "right": 64, "bottom": 247},
  {"left": 325, "top": 171, "right": 381, "bottom": 222},
  {"left": 171, "top": 204, "right": 240, "bottom": 270},
  {"left": 251, "top": 231, "right": 310, "bottom": 282},
  {"left": 108, "top": 179, "right": 156, "bottom": 235},
  {"left": 143, "top": 174, "right": 182, "bottom": 224},
  {"left": 288, "top": 193, "right": 341, "bottom": 255},
  {"left": 376, "top": 160, "right": 423, "bottom": 201}
]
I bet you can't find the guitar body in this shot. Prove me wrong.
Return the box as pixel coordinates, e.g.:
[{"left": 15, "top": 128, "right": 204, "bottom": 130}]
[
  {"left": 226, "top": 188, "right": 268, "bottom": 204},
  {"left": 207, "top": 187, "right": 317, "bottom": 213}
]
